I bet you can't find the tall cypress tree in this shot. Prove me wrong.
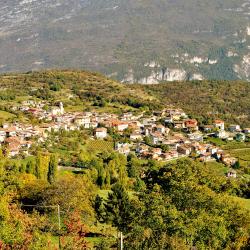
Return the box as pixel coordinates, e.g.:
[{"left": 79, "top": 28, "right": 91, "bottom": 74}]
[
  {"left": 26, "top": 160, "right": 35, "bottom": 175},
  {"left": 47, "top": 154, "right": 58, "bottom": 184}
]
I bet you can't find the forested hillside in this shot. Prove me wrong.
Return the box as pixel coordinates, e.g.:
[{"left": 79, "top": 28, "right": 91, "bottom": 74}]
[{"left": 140, "top": 80, "right": 250, "bottom": 127}]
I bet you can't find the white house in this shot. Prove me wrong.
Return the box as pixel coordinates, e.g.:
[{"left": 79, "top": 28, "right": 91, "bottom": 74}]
[
  {"left": 214, "top": 120, "right": 225, "bottom": 130},
  {"left": 95, "top": 128, "right": 108, "bottom": 139}
]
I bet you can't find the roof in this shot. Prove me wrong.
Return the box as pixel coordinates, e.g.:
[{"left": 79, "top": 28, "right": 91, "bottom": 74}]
[
  {"left": 95, "top": 127, "right": 107, "bottom": 132},
  {"left": 214, "top": 119, "right": 224, "bottom": 124},
  {"left": 5, "top": 137, "right": 20, "bottom": 144}
]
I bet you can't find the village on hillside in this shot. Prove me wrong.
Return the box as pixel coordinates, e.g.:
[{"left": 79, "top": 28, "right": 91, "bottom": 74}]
[{"left": 2, "top": 100, "right": 250, "bottom": 178}]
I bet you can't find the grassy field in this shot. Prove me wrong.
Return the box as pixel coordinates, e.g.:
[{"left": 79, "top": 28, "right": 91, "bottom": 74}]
[
  {"left": 226, "top": 148, "right": 250, "bottom": 168},
  {"left": 203, "top": 161, "right": 229, "bottom": 176}
]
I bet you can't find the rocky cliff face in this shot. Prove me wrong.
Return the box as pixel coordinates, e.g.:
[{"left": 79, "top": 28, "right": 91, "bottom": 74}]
[{"left": 0, "top": 0, "right": 249, "bottom": 83}]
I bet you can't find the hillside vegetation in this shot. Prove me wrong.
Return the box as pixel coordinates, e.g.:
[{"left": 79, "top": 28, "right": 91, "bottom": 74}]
[{"left": 140, "top": 80, "right": 250, "bottom": 127}]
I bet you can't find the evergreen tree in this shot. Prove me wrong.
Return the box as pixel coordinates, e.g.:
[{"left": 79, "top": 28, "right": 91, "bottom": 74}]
[
  {"left": 47, "top": 154, "right": 58, "bottom": 184},
  {"left": 104, "top": 183, "right": 133, "bottom": 232},
  {"left": 19, "top": 162, "right": 26, "bottom": 173},
  {"left": 26, "top": 160, "right": 35, "bottom": 175}
]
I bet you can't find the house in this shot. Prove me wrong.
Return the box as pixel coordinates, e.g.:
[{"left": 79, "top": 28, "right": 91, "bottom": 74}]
[
  {"left": 110, "top": 120, "right": 129, "bottom": 131},
  {"left": 203, "top": 125, "right": 214, "bottom": 132},
  {"left": 151, "top": 148, "right": 162, "bottom": 155},
  {"left": 0, "top": 130, "right": 6, "bottom": 142},
  {"left": 174, "top": 121, "right": 185, "bottom": 129},
  {"left": 221, "top": 155, "right": 237, "bottom": 166},
  {"left": 8, "top": 143, "right": 20, "bottom": 157},
  {"left": 74, "top": 116, "right": 91, "bottom": 128},
  {"left": 150, "top": 132, "right": 164, "bottom": 144},
  {"left": 155, "top": 124, "right": 166, "bottom": 134},
  {"left": 136, "top": 144, "right": 149, "bottom": 154},
  {"left": 51, "top": 102, "right": 64, "bottom": 116},
  {"left": 227, "top": 169, "right": 237, "bottom": 178},
  {"left": 168, "top": 150, "right": 179, "bottom": 158},
  {"left": 153, "top": 110, "right": 166, "bottom": 117},
  {"left": 199, "top": 152, "right": 212, "bottom": 162},
  {"left": 235, "top": 133, "right": 246, "bottom": 142},
  {"left": 214, "top": 120, "right": 225, "bottom": 130},
  {"left": 188, "top": 132, "right": 203, "bottom": 142},
  {"left": 95, "top": 128, "right": 108, "bottom": 139},
  {"left": 5, "top": 127, "right": 17, "bottom": 137},
  {"left": 5, "top": 136, "right": 21, "bottom": 145},
  {"left": 215, "top": 130, "right": 229, "bottom": 139},
  {"left": 185, "top": 119, "right": 198, "bottom": 131},
  {"left": 229, "top": 124, "right": 241, "bottom": 132},
  {"left": 243, "top": 128, "right": 250, "bottom": 134},
  {"left": 130, "top": 133, "right": 143, "bottom": 141},
  {"left": 121, "top": 112, "right": 133, "bottom": 121},
  {"left": 208, "top": 146, "right": 218, "bottom": 155},
  {"left": 165, "top": 116, "right": 173, "bottom": 123},
  {"left": 115, "top": 143, "right": 130, "bottom": 155},
  {"left": 177, "top": 145, "right": 192, "bottom": 156}
]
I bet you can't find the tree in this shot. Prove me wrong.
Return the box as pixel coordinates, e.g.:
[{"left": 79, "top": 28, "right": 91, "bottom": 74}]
[
  {"left": 103, "top": 183, "right": 133, "bottom": 232},
  {"left": 26, "top": 160, "right": 35, "bottom": 175},
  {"left": 61, "top": 211, "right": 88, "bottom": 250},
  {"left": 47, "top": 154, "right": 58, "bottom": 184},
  {"left": 35, "top": 153, "right": 50, "bottom": 180}
]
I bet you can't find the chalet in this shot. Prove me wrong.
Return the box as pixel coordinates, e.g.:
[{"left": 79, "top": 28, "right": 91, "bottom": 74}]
[
  {"left": 214, "top": 120, "right": 225, "bottom": 130},
  {"left": 95, "top": 128, "right": 108, "bottom": 139},
  {"left": 208, "top": 146, "right": 218, "bottom": 155},
  {"left": 90, "top": 121, "right": 98, "bottom": 128},
  {"left": 192, "top": 144, "right": 207, "bottom": 155},
  {"left": 153, "top": 110, "right": 166, "bottom": 117}
]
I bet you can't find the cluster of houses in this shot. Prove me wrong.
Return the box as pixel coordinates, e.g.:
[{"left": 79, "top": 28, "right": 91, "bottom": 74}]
[{"left": 5, "top": 103, "right": 250, "bottom": 176}]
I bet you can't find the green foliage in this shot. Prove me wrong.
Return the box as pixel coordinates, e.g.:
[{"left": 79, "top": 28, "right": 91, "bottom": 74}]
[{"left": 47, "top": 154, "right": 58, "bottom": 184}]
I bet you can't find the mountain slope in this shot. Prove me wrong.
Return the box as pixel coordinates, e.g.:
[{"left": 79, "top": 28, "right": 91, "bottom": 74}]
[{"left": 0, "top": 0, "right": 249, "bottom": 82}]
